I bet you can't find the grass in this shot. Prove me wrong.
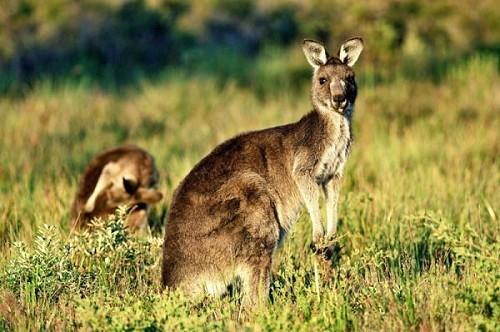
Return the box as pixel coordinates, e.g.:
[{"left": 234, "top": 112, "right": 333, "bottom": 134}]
[{"left": 0, "top": 50, "right": 498, "bottom": 330}]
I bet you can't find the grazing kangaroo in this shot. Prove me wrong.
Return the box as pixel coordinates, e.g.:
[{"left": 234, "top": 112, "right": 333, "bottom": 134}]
[
  {"left": 162, "top": 38, "right": 363, "bottom": 307},
  {"left": 70, "top": 145, "right": 163, "bottom": 232}
]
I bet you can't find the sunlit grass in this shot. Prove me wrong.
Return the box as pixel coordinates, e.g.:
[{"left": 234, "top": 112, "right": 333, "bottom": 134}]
[{"left": 0, "top": 53, "right": 498, "bottom": 330}]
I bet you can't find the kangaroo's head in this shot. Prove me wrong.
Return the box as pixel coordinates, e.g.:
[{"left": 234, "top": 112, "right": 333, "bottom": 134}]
[
  {"left": 83, "top": 161, "right": 163, "bottom": 216},
  {"left": 302, "top": 38, "right": 364, "bottom": 116}
]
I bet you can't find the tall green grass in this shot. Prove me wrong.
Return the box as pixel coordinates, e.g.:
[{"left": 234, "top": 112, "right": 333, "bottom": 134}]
[{"left": 0, "top": 53, "right": 498, "bottom": 330}]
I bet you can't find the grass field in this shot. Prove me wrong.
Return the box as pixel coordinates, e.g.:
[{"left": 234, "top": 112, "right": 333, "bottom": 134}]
[{"left": 0, "top": 46, "right": 498, "bottom": 330}]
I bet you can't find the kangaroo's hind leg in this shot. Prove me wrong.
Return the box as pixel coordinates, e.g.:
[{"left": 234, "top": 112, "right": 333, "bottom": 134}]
[
  {"left": 234, "top": 187, "right": 279, "bottom": 309},
  {"left": 239, "top": 254, "right": 273, "bottom": 309}
]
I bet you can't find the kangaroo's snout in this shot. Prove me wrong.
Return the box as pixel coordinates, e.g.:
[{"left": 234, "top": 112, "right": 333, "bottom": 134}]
[
  {"left": 332, "top": 96, "right": 347, "bottom": 111},
  {"left": 331, "top": 79, "right": 347, "bottom": 110},
  {"left": 332, "top": 94, "right": 346, "bottom": 103}
]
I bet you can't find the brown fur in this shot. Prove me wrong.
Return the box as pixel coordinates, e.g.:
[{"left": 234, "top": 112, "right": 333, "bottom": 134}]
[
  {"left": 70, "top": 144, "right": 163, "bottom": 232},
  {"left": 162, "top": 38, "right": 363, "bottom": 307}
]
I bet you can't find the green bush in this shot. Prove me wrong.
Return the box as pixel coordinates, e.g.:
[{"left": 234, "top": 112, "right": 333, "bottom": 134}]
[{"left": 2, "top": 207, "right": 161, "bottom": 311}]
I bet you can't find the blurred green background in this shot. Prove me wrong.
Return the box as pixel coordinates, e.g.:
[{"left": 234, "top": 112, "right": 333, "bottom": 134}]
[
  {"left": 0, "top": 1, "right": 499, "bottom": 330},
  {"left": 1, "top": 0, "right": 499, "bottom": 93}
]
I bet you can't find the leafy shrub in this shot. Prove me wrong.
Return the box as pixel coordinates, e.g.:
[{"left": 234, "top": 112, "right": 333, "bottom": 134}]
[
  {"left": 2, "top": 206, "right": 162, "bottom": 306},
  {"left": 4, "top": 224, "right": 78, "bottom": 303}
]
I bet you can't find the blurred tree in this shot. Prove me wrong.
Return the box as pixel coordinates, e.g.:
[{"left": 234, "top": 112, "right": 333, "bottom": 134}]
[{"left": 0, "top": 0, "right": 498, "bottom": 92}]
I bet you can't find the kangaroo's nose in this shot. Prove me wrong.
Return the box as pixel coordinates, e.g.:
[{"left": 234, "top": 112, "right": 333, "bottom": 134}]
[{"left": 333, "top": 94, "right": 346, "bottom": 103}]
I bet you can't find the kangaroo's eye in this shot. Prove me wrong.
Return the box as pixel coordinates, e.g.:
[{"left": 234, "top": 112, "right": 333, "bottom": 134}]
[{"left": 319, "top": 77, "right": 327, "bottom": 85}]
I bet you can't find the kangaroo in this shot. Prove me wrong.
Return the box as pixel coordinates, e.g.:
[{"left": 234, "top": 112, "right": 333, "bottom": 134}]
[
  {"left": 162, "top": 38, "right": 363, "bottom": 307},
  {"left": 70, "top": 145, "right": 163, "bottom": 232}
]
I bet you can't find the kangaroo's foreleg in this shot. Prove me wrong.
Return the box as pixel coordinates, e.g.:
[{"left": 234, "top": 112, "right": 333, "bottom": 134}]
[
  {"left": 295, "top": 174, "right": 324, "bottom": 243},
  {"left": 323, "top": 176, "right": 342, "bottom": 239}
]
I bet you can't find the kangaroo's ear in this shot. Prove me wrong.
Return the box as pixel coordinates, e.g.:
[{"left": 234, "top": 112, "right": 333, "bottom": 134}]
[
  {"left": 339, "top": 37, "right": 364, "bottom": 67},
  {"left": 123, "top": 177, "right": 139, "bottom": 194},
  {"left": 135, "top": 188, "right": 163, "bottom": 205},
  {"left": 302, "top": 39, "right": 328, "bottom": 69}
]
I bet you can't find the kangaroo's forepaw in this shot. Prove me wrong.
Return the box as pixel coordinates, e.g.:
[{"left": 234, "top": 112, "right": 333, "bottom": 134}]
[{"left": 310, "top": 237, "right": 341, "bottom": 261}]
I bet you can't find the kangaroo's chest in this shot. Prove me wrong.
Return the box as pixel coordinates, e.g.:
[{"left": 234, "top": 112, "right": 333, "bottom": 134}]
[{"left": 315, "top": 118, "right": 352, "bottom": 184}]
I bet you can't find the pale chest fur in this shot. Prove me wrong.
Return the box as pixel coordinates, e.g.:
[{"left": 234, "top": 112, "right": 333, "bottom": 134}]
[{"left": 315, "top": 115, "right": 352, "bottom": 184}]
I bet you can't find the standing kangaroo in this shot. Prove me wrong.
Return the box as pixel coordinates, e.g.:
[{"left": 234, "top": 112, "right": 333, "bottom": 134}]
[
  {"left": 162, "top": 38, "right": 363, "bottom": 307},
  {"left": 70, "top": 145, "right": 163, "bottom": 232}
]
